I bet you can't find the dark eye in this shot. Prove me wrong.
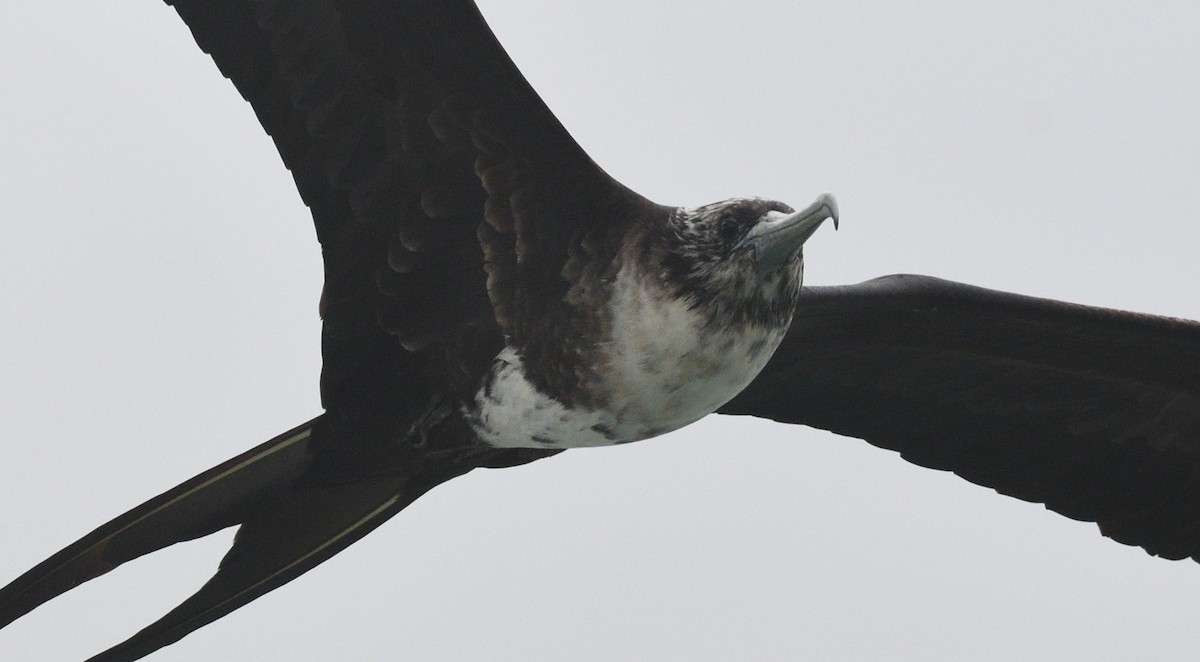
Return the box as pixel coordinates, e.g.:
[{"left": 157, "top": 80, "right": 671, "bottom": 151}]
[{"left": 718, "top": 216, "right": 739, "bottom": 241}]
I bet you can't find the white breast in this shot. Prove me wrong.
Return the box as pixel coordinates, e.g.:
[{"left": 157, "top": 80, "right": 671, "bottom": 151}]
[
  {"left": 601, "top": 262, "right": 786, "bottom": 438},
  {"left": 467, "top": 262, "right": 788, "bottom": 449}
]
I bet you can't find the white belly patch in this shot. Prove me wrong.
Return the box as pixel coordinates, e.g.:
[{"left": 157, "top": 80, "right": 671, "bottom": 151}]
[
  {"left": 467, "top": 347, "right": 619, "bottom": 448},
  {"left": 466, "top": 262, "right": 788, "bottom": 449}
]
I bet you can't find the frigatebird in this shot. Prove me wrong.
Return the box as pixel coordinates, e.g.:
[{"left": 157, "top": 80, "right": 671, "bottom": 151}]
[{"left": 2, "top": 1, "right": 1200, "bottom": 662}]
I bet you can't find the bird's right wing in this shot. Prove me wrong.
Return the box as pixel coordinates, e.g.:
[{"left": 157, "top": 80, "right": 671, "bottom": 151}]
[
  {"left": 721, "top": 274, "right": 1200, "bottom": 560},
  {"left": 167, "top": 0, "right": 662, "bottom": 414}
]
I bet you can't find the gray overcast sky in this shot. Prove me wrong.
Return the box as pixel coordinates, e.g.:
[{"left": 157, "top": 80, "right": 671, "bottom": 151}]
[{"left": 2, "top": 2, "right": 1199, "bottom": 660}]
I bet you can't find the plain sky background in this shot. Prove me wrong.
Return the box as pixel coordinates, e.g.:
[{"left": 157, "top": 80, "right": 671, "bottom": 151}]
[{"left": 2, "top": 2, "right": 1199, "bottom": 660}]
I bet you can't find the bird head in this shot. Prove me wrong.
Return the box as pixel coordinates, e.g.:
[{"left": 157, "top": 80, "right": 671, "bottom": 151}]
[{"left": 659, "top": 194, "right": 838, "bottom": 326}]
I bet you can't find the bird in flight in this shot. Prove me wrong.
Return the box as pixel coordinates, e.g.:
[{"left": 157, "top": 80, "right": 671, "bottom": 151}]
[{"left": 2, "top": 2, "right": 1199, "bottom": 661}]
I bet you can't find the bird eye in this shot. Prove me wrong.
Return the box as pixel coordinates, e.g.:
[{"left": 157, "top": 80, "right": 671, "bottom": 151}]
[{"left": 718, "top": 217, "right": 739, "bottom": 241}]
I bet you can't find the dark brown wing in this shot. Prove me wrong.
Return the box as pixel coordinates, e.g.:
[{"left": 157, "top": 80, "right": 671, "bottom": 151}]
[
  {"left": 169, "top": 0, "right": 657, "bottom": 417},
  {"left": 1, "top": 3, "right": 652, "bottom": 658},
  {"left": 721, "top": 274, "right": 1200, "bottom": 561}
]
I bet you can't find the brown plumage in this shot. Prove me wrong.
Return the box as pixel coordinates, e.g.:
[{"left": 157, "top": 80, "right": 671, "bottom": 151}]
[{"left": 2, "top": 2, "right": 1199, "bottom": 661}]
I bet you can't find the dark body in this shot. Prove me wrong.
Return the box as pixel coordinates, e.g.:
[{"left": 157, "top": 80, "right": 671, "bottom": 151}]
[{"left": 1, "top": 2, "right": 1198, "bottom": 660}]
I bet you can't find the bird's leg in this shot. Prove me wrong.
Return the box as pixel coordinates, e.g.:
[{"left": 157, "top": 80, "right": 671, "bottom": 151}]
[
  {"left": 401, "top": 397, "right": 489, "bottom": 466},
  {"left": 402, "top": 395, "right": 456, "bottom": 450}
]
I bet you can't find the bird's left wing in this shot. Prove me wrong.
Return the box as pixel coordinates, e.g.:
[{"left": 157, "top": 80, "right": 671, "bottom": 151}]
[{"left": 722, "top": 274, "right": 1200, "bottom": 561}]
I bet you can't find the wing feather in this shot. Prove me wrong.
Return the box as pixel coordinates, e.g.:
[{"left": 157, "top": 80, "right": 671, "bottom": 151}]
[
  {"left": 168, "top": 0, "right": 658, "bottom": 411},
  {"left": 722, "top": 275, "right": 1200, "bottom": 560}
]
